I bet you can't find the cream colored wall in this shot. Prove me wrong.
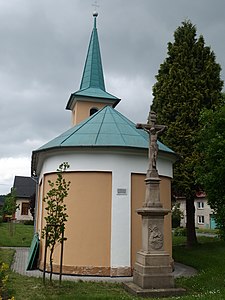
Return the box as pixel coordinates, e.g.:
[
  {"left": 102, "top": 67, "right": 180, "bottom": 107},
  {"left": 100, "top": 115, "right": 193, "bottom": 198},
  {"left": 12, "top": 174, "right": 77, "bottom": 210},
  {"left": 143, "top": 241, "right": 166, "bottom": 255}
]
[
  {"left": 160, "top": 177, "right": 172, "bottom": 257},
  {"left": 131, "top": 174, "right": 144, "bottom": 268},
  {"left": 39, "top": 171, "right": 112, "bottom": 273},
  {"left": 131, "top": 174, "right": 172, "bottom": 268},
  {"left": 72, "top": 101, "right": 112, "bottom": 125}
]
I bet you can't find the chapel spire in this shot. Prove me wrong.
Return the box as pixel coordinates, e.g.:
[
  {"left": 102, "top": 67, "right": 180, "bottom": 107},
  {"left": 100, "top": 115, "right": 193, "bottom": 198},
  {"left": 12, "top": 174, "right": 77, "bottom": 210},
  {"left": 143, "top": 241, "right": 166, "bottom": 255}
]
[
  {"left": 66, "top": 12, "right": 120, "bottom": 125},
  {"left": 79, "top": 11, "right": 105, "bottom": 92}
]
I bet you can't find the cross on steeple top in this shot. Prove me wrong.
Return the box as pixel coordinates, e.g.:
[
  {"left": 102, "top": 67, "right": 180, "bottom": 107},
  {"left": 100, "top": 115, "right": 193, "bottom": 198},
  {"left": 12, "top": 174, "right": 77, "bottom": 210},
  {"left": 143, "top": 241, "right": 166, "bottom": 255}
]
[{"left": 92, "top": 0, "right": 99, "bottom": 13}]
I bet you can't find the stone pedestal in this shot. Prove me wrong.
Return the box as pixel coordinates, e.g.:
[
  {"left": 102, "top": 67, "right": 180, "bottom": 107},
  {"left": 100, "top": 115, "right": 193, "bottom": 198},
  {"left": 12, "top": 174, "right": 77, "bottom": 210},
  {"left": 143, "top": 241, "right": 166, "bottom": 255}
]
[
  {"left": 133, "top": 251, "right": 174, "bottom": 289},
  {"left": 133, "top": 198, "right": 174, "bottom": 290},
  {"left": 123, "top": 282, "right": 186, "bottom": 298},
  {"left": 124, "top": 174, "right": 186, "bottom": 297}
]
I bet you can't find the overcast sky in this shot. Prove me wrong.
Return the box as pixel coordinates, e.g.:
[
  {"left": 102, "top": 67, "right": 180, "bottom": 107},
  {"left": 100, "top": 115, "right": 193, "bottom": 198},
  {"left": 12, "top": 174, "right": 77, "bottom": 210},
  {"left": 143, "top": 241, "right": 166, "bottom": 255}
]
[{"left": 0, "top": 0, "right": 225, "bottom": 194}]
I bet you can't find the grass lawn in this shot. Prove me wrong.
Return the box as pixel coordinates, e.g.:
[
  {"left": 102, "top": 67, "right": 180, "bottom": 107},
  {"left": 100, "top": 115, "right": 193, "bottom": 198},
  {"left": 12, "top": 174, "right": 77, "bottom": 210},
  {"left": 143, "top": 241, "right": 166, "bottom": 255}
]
[
  {"left": 0, "top": 222, "right": 34, "bottom": 247},
  {"left": 1, "top": 235, "right": 225, "bottom": 299},
  {"left": 196, "top": 228, "right": 219, "bottom": 235},
  {"left": 173, "top": 236, "right": 225, "bottom": 300}
]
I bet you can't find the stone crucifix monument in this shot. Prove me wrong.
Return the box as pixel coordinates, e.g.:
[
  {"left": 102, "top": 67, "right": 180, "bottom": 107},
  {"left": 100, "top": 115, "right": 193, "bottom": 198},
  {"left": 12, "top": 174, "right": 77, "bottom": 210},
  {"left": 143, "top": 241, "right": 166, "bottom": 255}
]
[{"left": 124, "top": 110, "right": 185, "bottom": 297}]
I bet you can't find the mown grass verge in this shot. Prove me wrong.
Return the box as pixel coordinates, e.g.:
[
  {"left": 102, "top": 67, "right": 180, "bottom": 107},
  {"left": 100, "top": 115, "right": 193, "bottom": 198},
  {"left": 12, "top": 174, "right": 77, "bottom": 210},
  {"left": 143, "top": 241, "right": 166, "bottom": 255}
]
[{"left": 0, "top": 223, "right": 33, "bottom": 247}]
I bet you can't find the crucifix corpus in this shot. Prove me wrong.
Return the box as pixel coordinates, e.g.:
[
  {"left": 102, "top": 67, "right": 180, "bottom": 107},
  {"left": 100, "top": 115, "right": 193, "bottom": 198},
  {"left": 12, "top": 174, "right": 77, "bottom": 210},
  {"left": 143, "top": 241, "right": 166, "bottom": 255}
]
[
  {"left": 136, "top": 110, "right": 166, "bottom": 207},
  {"left": 136, "top": 110, "right": 166, "bottom": 176}
]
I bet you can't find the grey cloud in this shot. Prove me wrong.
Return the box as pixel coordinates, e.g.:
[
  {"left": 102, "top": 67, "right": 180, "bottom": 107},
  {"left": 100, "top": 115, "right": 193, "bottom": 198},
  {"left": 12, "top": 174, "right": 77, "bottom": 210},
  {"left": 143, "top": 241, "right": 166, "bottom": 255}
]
[{"left": 0, "top": 0, "right": 225, "bottom": 161}]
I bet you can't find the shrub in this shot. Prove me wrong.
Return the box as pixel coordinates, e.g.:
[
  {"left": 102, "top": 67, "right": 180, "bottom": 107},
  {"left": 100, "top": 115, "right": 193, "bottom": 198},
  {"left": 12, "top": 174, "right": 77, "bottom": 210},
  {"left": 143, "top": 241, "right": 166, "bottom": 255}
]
[
  {"left": 0, "top": 261, "right": 14, "bottom": 299},
  {"left": 172, "top": 203, "right": 184, "bottom": 228},
  {"left": 174, "top": 227, "right": 187, "bottom": 236}
]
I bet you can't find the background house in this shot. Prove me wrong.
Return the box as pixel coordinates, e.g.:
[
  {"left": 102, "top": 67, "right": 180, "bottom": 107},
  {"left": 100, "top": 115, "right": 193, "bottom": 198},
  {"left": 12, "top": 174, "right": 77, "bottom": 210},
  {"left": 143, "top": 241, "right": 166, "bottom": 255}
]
[
  {"left": 177, "top": 192, "right": 217, "bottom": 229},
  {"left": 13, "top": 176, "right": 36, "bottom": 222}
]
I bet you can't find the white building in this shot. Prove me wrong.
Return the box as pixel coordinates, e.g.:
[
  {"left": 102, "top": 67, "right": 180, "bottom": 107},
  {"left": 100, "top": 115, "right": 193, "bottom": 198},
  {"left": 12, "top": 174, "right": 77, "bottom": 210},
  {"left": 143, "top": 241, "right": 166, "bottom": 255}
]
[{"left": 178, "top": 192, "right": 216, "bottom": 229}]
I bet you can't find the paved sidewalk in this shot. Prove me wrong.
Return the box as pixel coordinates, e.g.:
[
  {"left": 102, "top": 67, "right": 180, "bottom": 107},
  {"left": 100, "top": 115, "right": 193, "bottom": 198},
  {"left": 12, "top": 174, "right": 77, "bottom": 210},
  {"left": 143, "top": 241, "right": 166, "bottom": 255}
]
[{"left": 10, "top": 247, "right": 197, "bottom": 282}]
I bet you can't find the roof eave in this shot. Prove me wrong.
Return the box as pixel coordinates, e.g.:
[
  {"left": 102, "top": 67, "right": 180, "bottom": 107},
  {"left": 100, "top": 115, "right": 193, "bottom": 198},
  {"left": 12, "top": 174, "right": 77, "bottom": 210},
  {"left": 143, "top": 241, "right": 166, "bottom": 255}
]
[
  {"left": 31, "top": 145, "right": 177, "bottom": 176},
  {"left": 66, "top": 93, "right": 121, "bottom": 111}
]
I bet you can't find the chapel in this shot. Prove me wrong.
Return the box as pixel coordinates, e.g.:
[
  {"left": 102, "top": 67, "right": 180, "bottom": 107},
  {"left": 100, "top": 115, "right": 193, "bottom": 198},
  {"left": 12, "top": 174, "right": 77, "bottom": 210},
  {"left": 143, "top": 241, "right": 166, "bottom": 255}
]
[{"left": 31, "top": 12, "right": 176, "bottom": 277}]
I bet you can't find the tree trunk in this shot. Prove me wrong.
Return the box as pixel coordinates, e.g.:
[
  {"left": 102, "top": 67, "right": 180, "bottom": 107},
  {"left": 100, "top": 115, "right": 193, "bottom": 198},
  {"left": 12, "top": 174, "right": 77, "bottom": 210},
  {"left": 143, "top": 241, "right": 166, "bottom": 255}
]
[
  {"left": 49, "top": 248, "right": 54, "bottom": 282},
  {"left": 186, "top": 196, "right": 198, "bottom": 247}
]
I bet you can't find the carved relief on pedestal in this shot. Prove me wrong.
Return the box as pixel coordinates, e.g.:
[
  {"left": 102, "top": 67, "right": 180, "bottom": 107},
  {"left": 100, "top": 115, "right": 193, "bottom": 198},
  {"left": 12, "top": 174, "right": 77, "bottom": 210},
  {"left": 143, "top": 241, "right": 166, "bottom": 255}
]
[{"left": 149, "top": 225, "right": 163, "bottom": 250}]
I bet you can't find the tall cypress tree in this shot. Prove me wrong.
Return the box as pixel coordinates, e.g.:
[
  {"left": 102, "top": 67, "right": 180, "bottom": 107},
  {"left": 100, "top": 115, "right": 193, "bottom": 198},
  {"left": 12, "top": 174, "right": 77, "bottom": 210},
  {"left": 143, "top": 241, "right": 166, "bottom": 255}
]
[{"left": 152, "top": 20, "right": 223, "bottom": 246}]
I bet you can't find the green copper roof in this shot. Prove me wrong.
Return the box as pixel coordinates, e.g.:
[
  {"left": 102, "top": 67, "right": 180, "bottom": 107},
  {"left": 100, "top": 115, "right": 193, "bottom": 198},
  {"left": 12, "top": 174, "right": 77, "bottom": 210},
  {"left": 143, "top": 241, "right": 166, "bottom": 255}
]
[
  {"left": 34, "top": 106, "right": 174, "bottom": 154},
  {"left": 79, "top": 14, "right": 105, "bottom": 91},
  {"left": 66, "top": 14, "right": 119, "bottom": 110},
  {"left": 74, "top": 87, "right": 119, "bottom": 100}
]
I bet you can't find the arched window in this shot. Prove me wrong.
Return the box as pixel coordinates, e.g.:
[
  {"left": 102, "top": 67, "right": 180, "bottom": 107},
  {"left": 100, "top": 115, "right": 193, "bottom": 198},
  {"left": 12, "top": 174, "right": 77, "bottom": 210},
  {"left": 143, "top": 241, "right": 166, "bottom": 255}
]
[{"left": 90, "top": 107, "right": 98, "bottom": 116}]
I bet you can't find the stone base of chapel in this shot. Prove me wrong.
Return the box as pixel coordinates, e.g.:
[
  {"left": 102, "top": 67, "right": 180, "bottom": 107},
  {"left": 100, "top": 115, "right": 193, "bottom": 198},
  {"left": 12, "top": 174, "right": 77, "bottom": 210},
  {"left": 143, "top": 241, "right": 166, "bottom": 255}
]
[{"left": 38, "top": 262, "right": 132, "bottom": 277}]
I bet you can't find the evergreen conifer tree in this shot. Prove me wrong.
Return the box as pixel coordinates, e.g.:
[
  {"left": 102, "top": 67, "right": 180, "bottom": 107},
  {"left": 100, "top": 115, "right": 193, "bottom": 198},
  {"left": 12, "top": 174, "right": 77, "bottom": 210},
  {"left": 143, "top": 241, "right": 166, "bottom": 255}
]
[{"left": 152, "top": 20, "right": 223, "bottom": 246}]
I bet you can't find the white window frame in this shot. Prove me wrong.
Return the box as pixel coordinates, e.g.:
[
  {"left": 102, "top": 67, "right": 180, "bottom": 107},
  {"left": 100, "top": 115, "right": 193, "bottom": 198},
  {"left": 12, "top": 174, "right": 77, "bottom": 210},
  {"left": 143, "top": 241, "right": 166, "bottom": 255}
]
[
  {"left": 197, "top": 201, "right": 204, "bottom": 209},
  {"left": 198, "top": 215, "right": 204, "bottom": 224}
]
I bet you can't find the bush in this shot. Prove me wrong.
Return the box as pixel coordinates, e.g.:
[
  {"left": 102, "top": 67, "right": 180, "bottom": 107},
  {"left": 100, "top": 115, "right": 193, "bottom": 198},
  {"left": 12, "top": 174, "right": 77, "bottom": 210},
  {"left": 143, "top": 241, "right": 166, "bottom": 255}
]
[
  {"left": 0, "top": 261, "right": 14, "bottom": 299},
  {"left": 174, "top": 227, "right": 187, "bottom": 236},
  {"left": 172, "top": 216, "right": 181, "bottom": 228},
  {"left": 172, "top": 203, "right": 183, "bottom": 228}
]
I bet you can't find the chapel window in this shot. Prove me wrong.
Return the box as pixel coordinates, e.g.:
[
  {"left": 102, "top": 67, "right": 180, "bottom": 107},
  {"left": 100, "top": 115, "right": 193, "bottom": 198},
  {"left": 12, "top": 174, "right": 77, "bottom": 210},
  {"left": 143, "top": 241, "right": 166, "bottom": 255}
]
[{"left": 90, "top": 107, "right": 98, "bottom": 116}]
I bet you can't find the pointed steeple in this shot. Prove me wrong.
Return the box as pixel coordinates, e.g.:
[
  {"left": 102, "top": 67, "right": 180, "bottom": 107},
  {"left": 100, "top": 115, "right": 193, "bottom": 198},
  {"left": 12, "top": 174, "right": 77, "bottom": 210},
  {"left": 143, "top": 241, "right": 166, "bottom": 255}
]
[
  {"left": 66, "top": 12, "right": 120, "bottom": 118},
  {"left": 79, "top": 12, "right": 105, "bottom": 91}
]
